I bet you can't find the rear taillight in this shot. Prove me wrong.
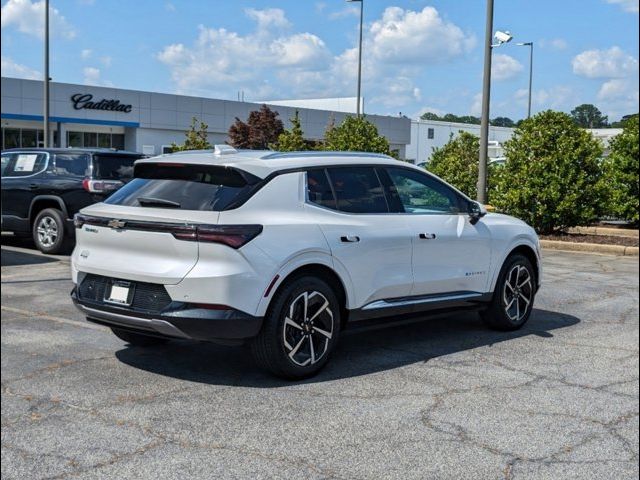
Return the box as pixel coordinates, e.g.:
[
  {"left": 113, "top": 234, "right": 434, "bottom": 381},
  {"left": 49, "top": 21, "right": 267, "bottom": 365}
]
[
  {"left": 82, "top": 178, "right": 123, "bottom": 193},
  {"left": 74, "top": 213, "right": 86, "bottom": 229},
  {"left": 171, "top": 225, "right": 263, "bottom": 249}
]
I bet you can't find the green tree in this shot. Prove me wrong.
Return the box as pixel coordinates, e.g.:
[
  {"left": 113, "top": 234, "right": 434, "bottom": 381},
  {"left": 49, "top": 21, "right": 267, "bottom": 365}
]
[
  {"left": 427, "top": 132, "right": 481, "bottom": 198},
  {"left": 171, "top": 117, "right": 211, "bottom": 151},
  {"left": 274, "top": 111, "right": 307, "bottom": 151},
  {"left": 228, "top": 104, "right": 284, "bottom": 149},
  {"left": 323, "top": 115, "right": 394, "bottom": 157},
  {"left": 420, "top": 112, "right": 441, "bottom": 121},
  {"left": 602, "top": 115, "right": 639, "bottom": 223},
  {"left": 491, "top": 110, "right": 605, "bottom": 234},
  {"left": 491, "top": 116, "right": 515, "bottom": 127},
  {"left": 570, "top": 104, "right": 609, "bottom": 128}
]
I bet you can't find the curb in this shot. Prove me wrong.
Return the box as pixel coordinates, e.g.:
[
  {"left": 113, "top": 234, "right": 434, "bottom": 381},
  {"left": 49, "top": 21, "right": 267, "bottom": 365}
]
[
  {"left": 567, "top": 226, "right": 639, "bottom": 238},
  {"left": 540, "top": 240, "right": 639, "bottom": 256}
]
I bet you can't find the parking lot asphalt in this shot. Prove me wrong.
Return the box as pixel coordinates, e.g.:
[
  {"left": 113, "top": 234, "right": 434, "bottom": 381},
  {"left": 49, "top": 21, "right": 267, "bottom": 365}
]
[{"left": 1, "top": 240, "right": 638, "bottom": 480}]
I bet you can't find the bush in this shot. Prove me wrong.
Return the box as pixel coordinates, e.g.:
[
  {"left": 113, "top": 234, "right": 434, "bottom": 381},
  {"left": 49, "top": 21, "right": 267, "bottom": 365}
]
[
  {"left": 427, "top": 131, "right": 480, "bottom": 198},
  {"left": 602, "top": 115, "right": 639, "bottom": 223},
  {"left": 491, "top": 110, "right": 604, "bottom": 234},
  {"left": 274, "top": 111, "right": 307, "bottom": 152},
  {"left": 323, "top": 116, "right": 395, "bottom": 157}
]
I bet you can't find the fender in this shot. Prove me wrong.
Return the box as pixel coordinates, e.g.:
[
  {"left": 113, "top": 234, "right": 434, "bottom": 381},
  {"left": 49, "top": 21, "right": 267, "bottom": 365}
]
[
  {"left": 29, "top": 195, "right": 69, "bottom": 221},
  {"left": 254, "top": 249, "right": 355, "bottom": 318},
  {"left": 488, "top": 237, "right": 541, "bottom": 293}
]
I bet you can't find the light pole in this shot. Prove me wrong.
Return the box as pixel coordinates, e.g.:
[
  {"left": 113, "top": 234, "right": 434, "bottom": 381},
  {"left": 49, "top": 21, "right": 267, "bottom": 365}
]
[
  {"left": 477, "top": 0, "right": 512, "bottom": 204},
  {"left": 517, "top": 42, "right": 533, "bottom": 118},
  {"left": 43, "top": 0, "right": 50, "bottom": 147},
  {"left": 347, "top": 0, "right": 364, "bottom": 116}
]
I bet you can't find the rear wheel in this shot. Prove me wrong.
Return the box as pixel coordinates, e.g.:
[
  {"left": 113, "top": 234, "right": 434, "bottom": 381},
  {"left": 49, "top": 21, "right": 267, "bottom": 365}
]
[
  {"left": 251, "top": 276, "right": 340, "bottom": 380},
  {"left": 111, "top": 328, "right": 168, "bottom": 347},
  {"left": 32, "top": 208, "right": 71, "bottom": 254},
  {"left": 481, "top": 254, "right": 536, "bottom": 331}
]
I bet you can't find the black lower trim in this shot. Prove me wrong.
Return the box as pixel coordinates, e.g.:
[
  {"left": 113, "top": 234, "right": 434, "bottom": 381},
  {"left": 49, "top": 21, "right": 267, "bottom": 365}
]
[
  {"left": 71, "top": 287, "right": 263, "bottom": 342},
  {"left": 348, "top": 292, "right": 493, "bottom": 322}
]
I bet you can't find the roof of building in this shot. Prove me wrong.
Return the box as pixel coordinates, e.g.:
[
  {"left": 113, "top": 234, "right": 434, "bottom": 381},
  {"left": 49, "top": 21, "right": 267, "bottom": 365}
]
[{"left": 135, "top": 147, "right": 407, "bottom": 179}]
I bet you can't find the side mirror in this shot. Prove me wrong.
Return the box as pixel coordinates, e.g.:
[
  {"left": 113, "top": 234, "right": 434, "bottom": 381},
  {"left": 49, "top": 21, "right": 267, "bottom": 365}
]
[{"left": 469, "top": 201, "right": 487, "bottom": 225}]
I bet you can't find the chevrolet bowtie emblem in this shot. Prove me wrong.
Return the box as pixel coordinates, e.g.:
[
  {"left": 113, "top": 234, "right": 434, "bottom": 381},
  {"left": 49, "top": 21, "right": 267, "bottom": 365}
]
[{"left": 108, "top": 219, "right": 126, "bottom": 229}]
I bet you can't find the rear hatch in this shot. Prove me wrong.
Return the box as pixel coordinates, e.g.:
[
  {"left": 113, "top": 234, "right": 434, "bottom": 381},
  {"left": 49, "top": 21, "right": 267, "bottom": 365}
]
[
  {"left": 73, "top": 162, "right": 261, "bottom": 285},
  {"left": 84, "top": 153, "right": 143, "bottom": 197}
]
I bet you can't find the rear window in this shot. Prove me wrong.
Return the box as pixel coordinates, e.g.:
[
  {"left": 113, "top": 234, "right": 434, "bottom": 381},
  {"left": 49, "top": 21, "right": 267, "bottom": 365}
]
[
  {"left": 92, "top": 154, "right": 141, "bottom": 180},
  {"left": 55, "top": 153, "right": 89, "bottom": 177},
  {"left": 104, "top": 163, "right": 259, "bottom": 211}
]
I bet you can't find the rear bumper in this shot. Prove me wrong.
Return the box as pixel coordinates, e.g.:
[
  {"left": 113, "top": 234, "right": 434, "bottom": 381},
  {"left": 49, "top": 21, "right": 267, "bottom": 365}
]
[{"left": 71, "top": 288, "right": 263, "bottom": 342}]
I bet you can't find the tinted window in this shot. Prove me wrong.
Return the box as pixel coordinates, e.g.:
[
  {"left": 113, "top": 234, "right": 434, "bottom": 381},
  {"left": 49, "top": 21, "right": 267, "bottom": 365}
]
[
  {"left": 105, "top": 163, "right": 257, "bottom": 211},
  {"left": 306, "top": 169, "right": 337, "bottom": 210},
  {"left": 92, "top": 155, "right": 140, "bottom": 180},
  {"left": 386, "top": 167, "right": 460, "bottom": 214},
  {"left": 326, "top": 167, "right": 388, "bottom": 213},
  {"left": 55, "top": 153, "right": 89, "bottom": 177},
  {"left": 2, "top": 153, "right": 48, "bottom": 177},
  {"left": 1, "top": 154, "right": 12, "bottom": 176}
]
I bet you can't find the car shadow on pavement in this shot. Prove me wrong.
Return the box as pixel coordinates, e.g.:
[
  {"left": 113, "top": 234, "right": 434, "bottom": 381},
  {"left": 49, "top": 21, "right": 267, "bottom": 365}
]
[
  {"left": 1, "top": 246, "right": 58, "bottom": 266},
  {"left": 114, "top": 308, "right": 580, "bottom": 387}
]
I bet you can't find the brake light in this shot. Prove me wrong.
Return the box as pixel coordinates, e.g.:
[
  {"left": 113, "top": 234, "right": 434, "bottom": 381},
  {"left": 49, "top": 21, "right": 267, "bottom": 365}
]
[
  {"left": 82, "top": 178, "right": 123, "bottom": 193},
  {"left": 171, "top": 225, "right": 263, "bottom": 249},
  {"left": 74, "top": 213, "right": 86, "bottom": 228}
]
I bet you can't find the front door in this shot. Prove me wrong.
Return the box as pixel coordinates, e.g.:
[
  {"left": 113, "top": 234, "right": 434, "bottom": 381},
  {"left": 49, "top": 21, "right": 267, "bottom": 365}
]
[{"left": 383, "top": 167, "right": 492, "bottom": 296}]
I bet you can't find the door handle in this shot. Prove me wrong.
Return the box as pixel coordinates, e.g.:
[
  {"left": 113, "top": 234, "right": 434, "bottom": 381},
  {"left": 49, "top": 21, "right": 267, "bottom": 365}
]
[
  {"left": 419, "top": 233, "right": 437, "bottom": 240},
  {"left": 29, "top": 184, "right": 39, "bottom": 190},
  {"left": 340, "top": 235, "right": 360, "bottom": 243}
]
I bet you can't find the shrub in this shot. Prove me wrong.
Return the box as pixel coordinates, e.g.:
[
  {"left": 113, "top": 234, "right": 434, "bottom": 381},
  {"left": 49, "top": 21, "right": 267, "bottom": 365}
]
[
  {"left": 491, "top": 110, "right": 604, "bottom": 234},
  {"left": 427, "top": 131, "right": 480, "bottom": 198},
  {"left": 602, "top": 115, "right": 639, "bottom": 223},
  {"left": 323, "top": 116, "right": 395, "bottom": 157}
]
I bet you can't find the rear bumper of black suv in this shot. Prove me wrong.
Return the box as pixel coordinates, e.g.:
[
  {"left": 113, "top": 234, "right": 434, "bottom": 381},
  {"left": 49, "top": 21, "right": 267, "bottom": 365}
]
[{"left": 70, "top": 287, "right": 263, "bottom": 344}]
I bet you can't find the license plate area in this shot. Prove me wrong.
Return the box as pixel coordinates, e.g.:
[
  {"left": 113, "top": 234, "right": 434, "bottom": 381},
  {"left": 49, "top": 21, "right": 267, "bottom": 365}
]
[{"left": 104, "top": 280, "right": 134, "bottom": 306}]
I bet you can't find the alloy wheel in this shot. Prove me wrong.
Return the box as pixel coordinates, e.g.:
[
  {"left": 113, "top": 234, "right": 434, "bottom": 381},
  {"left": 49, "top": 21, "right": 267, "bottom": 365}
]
[
  {"left": 36, "top": 216, "right": 59, "bottom": 248},
  {"left": 502, "top": 264, "right": 533, "bottom": 323},
  {"left": 282, "top": 290, "right": 334, "bottom": 367}
]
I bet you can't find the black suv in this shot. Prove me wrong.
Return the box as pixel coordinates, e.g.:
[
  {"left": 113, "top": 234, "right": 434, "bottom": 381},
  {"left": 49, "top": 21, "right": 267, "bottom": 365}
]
[{"left": 1, "top": 148, "right": 145, "bottom": 254}]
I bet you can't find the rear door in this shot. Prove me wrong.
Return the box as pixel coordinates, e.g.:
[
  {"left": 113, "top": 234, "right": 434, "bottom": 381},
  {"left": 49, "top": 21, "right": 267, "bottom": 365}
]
[
  {"left": 1, "top": 152, "right": 50, "bottom": 227},
  {"left": 308, "top": 167, "right": 413, "bottom": 309},
  {"left": 383, "top": 167, "right": 492, "bottom": 296}
]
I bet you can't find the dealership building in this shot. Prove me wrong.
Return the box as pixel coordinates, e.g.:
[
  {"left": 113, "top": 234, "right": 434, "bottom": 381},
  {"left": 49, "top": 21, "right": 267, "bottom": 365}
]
[{"left": 1, "top": 77, "right": 411, "bottom": 158}]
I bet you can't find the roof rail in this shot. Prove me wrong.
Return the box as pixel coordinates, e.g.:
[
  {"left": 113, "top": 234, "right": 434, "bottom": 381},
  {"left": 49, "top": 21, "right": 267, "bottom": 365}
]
[{"left": 262, "top": 151, "right": 394, "bottom": 160}]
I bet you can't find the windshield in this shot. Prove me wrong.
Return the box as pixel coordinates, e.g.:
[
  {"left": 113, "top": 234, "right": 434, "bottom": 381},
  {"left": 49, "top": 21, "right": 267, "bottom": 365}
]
[{"left": 104, "top": 163, "right": 259, "bottom": 211}]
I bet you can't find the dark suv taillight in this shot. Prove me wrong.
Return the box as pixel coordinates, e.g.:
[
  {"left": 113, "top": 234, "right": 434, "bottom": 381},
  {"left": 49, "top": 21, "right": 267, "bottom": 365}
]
[{"left": 82, "top": 178, "right": 123, "bottom": 193}]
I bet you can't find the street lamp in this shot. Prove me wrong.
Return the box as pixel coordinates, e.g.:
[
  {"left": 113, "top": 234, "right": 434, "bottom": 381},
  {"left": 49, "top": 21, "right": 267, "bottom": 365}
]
[
  {"left": 347, "top": 0, "right": 364, "bottom": 116},
  {"left": 477, "top": 0, "right": 513, "bottom": 203},
  {"left": 43, "top": 0, "right": 50, "bottom": 147},
  {"left": 517, "top": 42, "right": 534, "bottom": 118}
]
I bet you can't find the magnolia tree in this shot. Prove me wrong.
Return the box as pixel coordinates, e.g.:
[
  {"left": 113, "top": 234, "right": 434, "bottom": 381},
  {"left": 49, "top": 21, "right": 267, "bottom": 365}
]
[{"left": 491, "top": 110, "right": 604, "bottom": 234}]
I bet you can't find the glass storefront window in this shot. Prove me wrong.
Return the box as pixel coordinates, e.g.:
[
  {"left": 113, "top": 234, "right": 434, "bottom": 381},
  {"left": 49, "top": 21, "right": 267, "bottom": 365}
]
[
  {"left": 3, "top": 128, "right": 21, "bottom": 149},
  {"left": 68, "top": 131, "right": 83, "bottom": 147},
  {"left": 84, "top": 132, "right": 98, "bottom": 147},
  {"left": 98, "top": 133, "right": 111, "bottom": 148},
  {"left": 21, "top": 129, "right": 38, "bottom": 148},
  {"left": 111, "top": 134, "right": 125, "bottom": 150}
]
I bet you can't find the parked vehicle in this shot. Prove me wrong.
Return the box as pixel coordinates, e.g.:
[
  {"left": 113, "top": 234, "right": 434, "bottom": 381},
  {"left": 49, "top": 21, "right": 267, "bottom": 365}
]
[
  {"left": 1, "top": 148, "right": 145, "bottom": 254},
  {"left": 70, "top": 146, "right": 541, "bottom": 379}
]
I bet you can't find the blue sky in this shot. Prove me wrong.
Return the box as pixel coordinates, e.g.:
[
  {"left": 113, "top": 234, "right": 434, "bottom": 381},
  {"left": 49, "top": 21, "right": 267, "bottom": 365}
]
[{"left": 1, "top": 0, "right": 638, "bottom": 121}]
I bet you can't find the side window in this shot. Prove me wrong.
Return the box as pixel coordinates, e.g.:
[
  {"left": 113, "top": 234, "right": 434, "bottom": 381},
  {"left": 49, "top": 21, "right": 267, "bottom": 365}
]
[
  {"left": 55, "top": 154, "right": 89, "bottom": 177},
  {"left": 1, "top": 154, "right": 14, "bottom": 177},
  {"left": 306, "top": 169, "right": 337, "bottom": 210},
  {"left": 326, "top": 167, "right": 389, "bottom": 214},
  {"left": 2, "top": 153, "right": 48, "bottom": 178},
  {"left": 385, "top": 167, "right": 461, "bottom": 214}
]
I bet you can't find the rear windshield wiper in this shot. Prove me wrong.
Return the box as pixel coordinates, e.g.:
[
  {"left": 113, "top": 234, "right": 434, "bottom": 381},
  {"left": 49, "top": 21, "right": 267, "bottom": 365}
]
[{"left": 137, "top": 197, "right": 181, "bottom": 208}]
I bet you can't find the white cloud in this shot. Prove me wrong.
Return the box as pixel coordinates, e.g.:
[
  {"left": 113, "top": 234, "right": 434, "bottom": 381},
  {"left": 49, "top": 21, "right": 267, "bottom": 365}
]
[
  {"left": 100, "top": 56, "right": 112, "bottom": 67},
  {"left": 539, "top": 38, "right": 568, "bottom": 50},
  {"left": 470, "top": 92, "right": 483, "bottom": 116},
  {"left": 369, "top": 6, "right": 475, "bottom": 64},
  {"left": 514, "top": 85, "right": 577, "bottom": 111},
  {"left": 491, "top": 54, "right": 523, "bottom": 81},
  {"left": 165, "top": 2, "right": 175, "bottom": 12},
  {"left": 606, "top": 0, "right": 639, "bottom": 13},
  {"left": 1, "top": 56, "right": 41, "bottom": 79},
  {"left": 271, "top": 33, "right": 331, "bottom": 68},
  {"left": 572, "top": 47, "right": 639, "bottom": 78},
  {"left": 81, "top": 49, "right": 92, "bottom": 60},
  {"left": 1, "top": 0, "right": 75, "bottom": 39},
  {"left": 598, "top": 78, "right": 639, "bottom": 101},
  {"left": 83, "top": 66, "right": 113, "bottom": 87},
  {"left": 244, "top": 8, "right": 291, "bottom": 31},
  {"left": 328, "top": 6, "right": 360, "bottom": 20}
]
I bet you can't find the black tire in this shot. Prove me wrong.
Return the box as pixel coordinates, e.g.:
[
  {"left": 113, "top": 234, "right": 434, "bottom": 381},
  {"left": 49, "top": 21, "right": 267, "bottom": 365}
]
[
  {"left": 481, "top": 254, "right": 536, "bottom": 331},
  {"left": 250, "top": 275, "right": 341, "bottom": 380},
  {"left": 111, "top": 328, "right": 168, "bottom": 347},
  {"left": 32, "top": 208, "right": 71, "bottom": 254}
]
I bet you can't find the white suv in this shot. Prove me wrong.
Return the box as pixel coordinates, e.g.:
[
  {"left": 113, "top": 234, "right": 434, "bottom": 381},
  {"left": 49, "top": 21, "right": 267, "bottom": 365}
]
[{"left": 71, "top": 146, "right": 541, "bottom": 379}]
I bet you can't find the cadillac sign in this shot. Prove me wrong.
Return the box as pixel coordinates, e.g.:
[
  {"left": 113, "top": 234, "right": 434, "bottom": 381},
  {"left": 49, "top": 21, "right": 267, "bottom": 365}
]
[{"left": 71, "top": 93, "right": 133, "bottom": 113}]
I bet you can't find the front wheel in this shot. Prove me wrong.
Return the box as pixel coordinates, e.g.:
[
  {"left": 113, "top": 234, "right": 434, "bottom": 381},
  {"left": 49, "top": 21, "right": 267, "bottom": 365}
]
[
  {"left": 251, "top": 276, "right": 341, "bottom": 380},
  {"left": 481, "top": 254, "right": 536, "bottom": 331}
]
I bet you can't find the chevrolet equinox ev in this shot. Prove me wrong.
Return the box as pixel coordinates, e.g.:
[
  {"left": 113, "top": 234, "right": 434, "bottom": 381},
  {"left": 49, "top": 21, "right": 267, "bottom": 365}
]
[{"left": 71, "top": 146, "right": 541, "bottom": 379}]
